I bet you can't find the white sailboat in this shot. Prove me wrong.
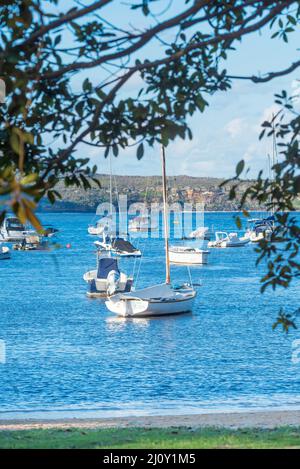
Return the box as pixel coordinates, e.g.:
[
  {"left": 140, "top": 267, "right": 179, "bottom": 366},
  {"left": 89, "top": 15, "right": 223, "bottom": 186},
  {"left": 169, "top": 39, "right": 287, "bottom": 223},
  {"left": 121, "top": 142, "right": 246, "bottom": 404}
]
[
  {"left": 105, "top": 145, "right": 197, "bottom": 318},
  {"left": 245, "top": 128, "right": 277, "bottom": 243}
]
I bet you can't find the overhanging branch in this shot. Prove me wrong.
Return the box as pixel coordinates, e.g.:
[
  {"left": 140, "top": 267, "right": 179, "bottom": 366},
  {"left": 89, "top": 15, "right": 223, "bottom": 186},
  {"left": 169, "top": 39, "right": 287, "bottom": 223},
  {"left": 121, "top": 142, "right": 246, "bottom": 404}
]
[{"left": 228, "top": 59, "right": 300, "bottom": 83}]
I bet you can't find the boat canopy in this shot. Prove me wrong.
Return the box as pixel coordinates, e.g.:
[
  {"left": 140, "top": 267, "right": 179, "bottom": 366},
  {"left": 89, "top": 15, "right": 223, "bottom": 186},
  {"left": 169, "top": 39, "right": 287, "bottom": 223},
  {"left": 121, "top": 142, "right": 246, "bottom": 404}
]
[
  {"left": 6, "top": 217, "right": 25, "bottom": 231},
  {"left": 112, "top": 238, "right": 137, "bottom": 253},
  {"left": 97, "top": 258, "right": 119, "bottom": 279},
  {"left": 249, "top": 215, "right": 275, "bottom": 226}
]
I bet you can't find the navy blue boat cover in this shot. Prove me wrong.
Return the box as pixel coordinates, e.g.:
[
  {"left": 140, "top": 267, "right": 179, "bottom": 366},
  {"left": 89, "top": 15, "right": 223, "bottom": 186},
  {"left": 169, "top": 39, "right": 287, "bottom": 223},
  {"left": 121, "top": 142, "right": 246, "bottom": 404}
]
[
  {"left": 97, "top": 258, "right": 119, "bottom": 279},
  {"left": 112, "top": 238, "right": 136, "bottom": 253}
]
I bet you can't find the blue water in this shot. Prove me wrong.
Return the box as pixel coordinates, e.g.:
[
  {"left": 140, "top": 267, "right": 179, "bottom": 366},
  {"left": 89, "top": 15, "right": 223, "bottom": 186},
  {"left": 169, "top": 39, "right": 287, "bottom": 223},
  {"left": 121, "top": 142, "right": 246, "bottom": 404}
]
[{"left": 1, "top": 212, "right": 300, "bottom": 419}]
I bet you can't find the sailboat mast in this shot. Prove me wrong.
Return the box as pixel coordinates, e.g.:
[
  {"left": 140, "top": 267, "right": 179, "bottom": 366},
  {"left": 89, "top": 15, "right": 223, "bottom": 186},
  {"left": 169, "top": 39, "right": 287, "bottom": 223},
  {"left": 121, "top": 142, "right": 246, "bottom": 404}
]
[
  {"left": 271, "top": 116, "right": 278, "bottom": 215},
  {"left": 161, "top": 145, "right": 171, "bottom": 284},
  {"left": 109, "top": 152, "right": 113, "bottom": 210}
]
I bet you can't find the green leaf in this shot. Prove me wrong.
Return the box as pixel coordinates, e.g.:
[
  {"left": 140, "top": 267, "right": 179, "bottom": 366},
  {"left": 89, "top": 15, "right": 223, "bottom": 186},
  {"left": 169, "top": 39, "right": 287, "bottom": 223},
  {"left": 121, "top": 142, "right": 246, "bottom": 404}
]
[
  {"left": 83, "top": 78, "right": 92, "bottom": 93},
  {"left": 136, "top": 142, "right": 144, "bottom": 160},
  {"left": 113, "top": 144, "right": 118, "bottom": 157},
  {"left": 236, "top": 160, "right": 245, "bottom": 177},
  {"left": 287, "top": 15, "right": 297, "bottom": 25}
]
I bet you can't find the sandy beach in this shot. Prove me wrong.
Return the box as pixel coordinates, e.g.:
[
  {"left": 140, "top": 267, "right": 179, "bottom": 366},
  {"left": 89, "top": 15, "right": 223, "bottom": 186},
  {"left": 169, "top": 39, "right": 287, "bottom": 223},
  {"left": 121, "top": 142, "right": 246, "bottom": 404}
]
[{"left": 1, "top": 410, "right": 300, "bottom": 431}]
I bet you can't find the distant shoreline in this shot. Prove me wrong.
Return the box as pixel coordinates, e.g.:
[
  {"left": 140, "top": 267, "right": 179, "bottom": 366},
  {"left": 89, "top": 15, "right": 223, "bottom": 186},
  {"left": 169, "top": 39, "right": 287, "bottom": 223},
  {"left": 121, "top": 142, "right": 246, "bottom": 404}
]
[
  {"left": 1, "top": 409, "right": 300, "bottom": 431},
  {"left": 36, "top": 209, "right": 300, "bottom": 214}
]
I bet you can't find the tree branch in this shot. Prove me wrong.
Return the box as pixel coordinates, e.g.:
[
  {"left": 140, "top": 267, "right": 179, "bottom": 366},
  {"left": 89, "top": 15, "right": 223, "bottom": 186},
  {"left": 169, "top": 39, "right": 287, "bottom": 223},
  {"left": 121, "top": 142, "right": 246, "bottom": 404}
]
[
  {"left": 40, "top": 1, "right": 292, "bottom": 175},
  {"left": 41, "top": 68, "right": 136, "bottom": 178},
  {"left": 41, "top": 1, "right": 292, "bottom": 81},
  {"left": 227, "top": 59, "right": 300, "bottom": 83},
  {"left": 125, "top": 2, "right": 292, "bottom": 80},
  {"left": 18, "top": 0, "right": 113, "bottom": 49},
  {"left": 40, "top": 0, "right": 211, "bottom": 80}
]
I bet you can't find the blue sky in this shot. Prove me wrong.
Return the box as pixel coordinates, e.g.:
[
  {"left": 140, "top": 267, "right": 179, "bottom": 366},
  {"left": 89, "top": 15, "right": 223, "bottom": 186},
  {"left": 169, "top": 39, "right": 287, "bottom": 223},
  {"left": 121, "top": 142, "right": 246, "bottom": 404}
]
[{"left": 56, "top": 1, "right": 300, "bottom": 179}]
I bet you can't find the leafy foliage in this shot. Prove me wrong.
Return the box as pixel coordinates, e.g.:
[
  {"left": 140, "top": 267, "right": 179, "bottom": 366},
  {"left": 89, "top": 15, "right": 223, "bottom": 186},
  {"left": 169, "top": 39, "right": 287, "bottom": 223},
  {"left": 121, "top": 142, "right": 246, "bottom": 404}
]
[
  {"left": 1, "top": 1, "right": 299, "bottom": 227},
  {"left": 226, "top": 90, "right": 300, "bottom": 330}
]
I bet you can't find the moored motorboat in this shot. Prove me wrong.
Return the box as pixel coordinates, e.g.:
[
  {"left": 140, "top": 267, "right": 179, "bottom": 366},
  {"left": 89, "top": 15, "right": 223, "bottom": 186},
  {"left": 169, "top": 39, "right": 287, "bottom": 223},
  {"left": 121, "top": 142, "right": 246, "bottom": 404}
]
[
  {"left": 169, "top": 246, "right": 210, "bottom": 264},
  {"left": 83, "top": 255, "right": 133, "bottom": 298},
  {"left": 88, "top": 216, "right": 115, "bottom": 236},
  {"left": 185, "top": 226, "right": 212, "bottom": 241},
  {"left": 245, "top": 217, "right": 274, "bottom": 243},
  {"left": 129, "top": 215, "right": 157, "bottom": 232},
  {"left": 0, "top": 217, "right": 34, "bottom": 242},
  {"left": 208, "top": 231, "right": 250, "bottom": 248}
]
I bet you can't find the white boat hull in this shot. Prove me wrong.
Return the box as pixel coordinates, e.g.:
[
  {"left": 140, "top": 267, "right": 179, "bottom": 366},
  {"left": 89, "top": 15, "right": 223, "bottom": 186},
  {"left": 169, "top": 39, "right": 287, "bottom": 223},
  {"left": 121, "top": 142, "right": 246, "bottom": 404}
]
[
  {"left": 0, "top": 230, "right": 26, "bottom": 242},
  {"left": 169, "top": 247, "right": 209, "bottom": 265},
  {"left": 187, "top": 226, "right": 212, "bottom": 240},
  {"left": 208, "top": 231, "right": 250, "bottom": 248},
  {"left": 246, "top": 231, "right": 272, "bottom": 243},
  {"left": 105, "top": 284, "right": 196, "bottom": 317},
  {"left": 106, "top": 296, "right": 195, "bottom": 317},
  {"left": 88, "top": 226, "right": 105, "bottom": 236},
  {"left": 209, "top": 239, "right": 249, "bottom": 248}
]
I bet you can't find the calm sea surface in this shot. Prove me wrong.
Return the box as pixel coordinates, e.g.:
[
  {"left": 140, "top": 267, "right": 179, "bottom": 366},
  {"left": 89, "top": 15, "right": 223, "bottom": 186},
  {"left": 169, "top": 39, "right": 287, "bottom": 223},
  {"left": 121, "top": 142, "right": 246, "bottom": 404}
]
[{"left": 1, "top": 211, "right": 300, "bottom": 419}]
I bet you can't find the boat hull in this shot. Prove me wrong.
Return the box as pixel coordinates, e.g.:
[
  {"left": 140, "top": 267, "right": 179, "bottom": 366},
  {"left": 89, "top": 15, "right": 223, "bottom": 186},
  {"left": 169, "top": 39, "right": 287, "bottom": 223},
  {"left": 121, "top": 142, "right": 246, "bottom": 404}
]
[
  {"left": 88, "top": 226, "right": 105, "bottom": 236},
  {"left": 0, "top": 249, "right": 11, "bottom": 260},
  {"left": 169, "top": 248, "right": 209, "bottom": 264},
  {"left": 105, "top": 289, "right": 196, "bottom": 317},
  {"left": 0, "top": 232, "right": 26, "bottom": 242},
  {"left": 83, "top": 270, "right": 133, "bottom": 298}
]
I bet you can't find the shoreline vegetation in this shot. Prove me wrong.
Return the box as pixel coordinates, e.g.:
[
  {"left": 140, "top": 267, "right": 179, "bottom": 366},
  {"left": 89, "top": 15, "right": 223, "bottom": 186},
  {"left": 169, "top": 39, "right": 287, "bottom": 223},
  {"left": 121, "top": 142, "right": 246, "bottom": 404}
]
[
  {"left": 1, "top": 411, "right": 300, "bottom": 448},
  {"left": 39, "top": 174, "right": 300, "bottom": 213}
]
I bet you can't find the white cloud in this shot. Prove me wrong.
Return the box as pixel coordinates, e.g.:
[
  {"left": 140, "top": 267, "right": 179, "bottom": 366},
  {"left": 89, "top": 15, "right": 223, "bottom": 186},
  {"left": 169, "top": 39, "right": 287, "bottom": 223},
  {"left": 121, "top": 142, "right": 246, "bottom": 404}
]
[
  {"left": 260, "top": 104, "right": 280, "bottom": 123},
  {"left": 224, "top": 117, "right": 246, "bottom": 138}
]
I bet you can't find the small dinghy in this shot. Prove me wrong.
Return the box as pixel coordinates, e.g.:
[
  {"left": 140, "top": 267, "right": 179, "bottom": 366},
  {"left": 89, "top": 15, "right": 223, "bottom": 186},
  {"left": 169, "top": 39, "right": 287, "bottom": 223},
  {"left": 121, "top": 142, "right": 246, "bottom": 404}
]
[
  {"left": 83, "top": 256, "right": 133, "bottom": 298},
  {"left": 208, "top": 231, "right": 250, "bottom": 248},
  {"left": 0, "top": 243, "right": 11, "bottom": 260},
  {"left": 169, "top": 246, "right": 210, "bottom": 265}
]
